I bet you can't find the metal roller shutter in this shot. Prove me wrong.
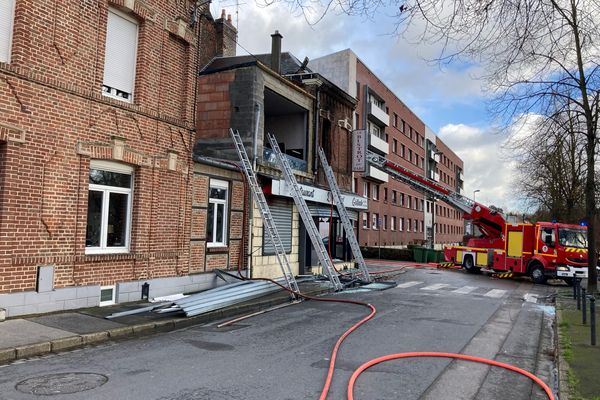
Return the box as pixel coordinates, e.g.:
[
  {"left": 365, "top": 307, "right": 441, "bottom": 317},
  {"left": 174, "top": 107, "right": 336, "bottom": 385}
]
[
  {"left": 103, "top": 9, "right": 138, "bottom": 96},
  {"left": 0, "top": 0, "right": 15, "bottom": 63},
  {"left": 263, "top": 198, "right": 292, "bottom": 255},
  {"left": 306, "top": 203, "right": 359, "bottom": 220}
]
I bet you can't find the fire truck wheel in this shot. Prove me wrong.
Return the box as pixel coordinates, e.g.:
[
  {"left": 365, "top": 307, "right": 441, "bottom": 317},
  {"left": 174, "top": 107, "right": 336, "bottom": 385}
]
[
  {"left": 463, "top": 256, "right": 479, "bottom": 273},
  {"left": 530, "top": 264, "right": 547, "bottom": 284}
]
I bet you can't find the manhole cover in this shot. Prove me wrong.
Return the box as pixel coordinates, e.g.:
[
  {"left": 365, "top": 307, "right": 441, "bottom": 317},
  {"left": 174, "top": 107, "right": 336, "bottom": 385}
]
[{"left": 16, "top": 372, "right": 108, "bottom": 395}]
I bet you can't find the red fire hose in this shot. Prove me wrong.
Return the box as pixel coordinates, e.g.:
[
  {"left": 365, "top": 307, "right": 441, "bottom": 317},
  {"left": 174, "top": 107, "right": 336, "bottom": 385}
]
[{"left": 347, "top": 351, "right": 555, "bottom": 400}]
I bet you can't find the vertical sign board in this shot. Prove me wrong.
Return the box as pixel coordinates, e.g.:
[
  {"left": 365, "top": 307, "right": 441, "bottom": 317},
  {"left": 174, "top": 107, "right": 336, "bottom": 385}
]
[{"left": 352, "top": 129, "right": 367, "bottom": 172}]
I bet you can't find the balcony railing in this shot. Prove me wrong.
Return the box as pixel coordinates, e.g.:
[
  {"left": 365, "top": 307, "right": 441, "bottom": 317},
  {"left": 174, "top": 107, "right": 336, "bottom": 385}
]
[
  {"left": 364, "top": 165, "right": 389, "bottom": 183},
  {"left": 367, "top": 102, "right": 390, "bottom": 127},
  {"left": 263, "top": 147, "right": 307, "bottom": 172},
  {"left": 368, "top": 133, "right": 389, "bottom": 155}
]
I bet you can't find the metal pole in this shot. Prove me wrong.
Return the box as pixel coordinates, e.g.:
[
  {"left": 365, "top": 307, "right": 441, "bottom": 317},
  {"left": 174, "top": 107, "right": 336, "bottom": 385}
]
[
  {"left": 582, "top": 288, "right": 587, "bottom": 324},
  {"left": 576, "top": 279, "right": 581, "bottom": 310},
  {"left": 573, "top": 279, "right": 578, "bottom": 299},
  {"left": 590, "top": 296, "right": 596, "bottom": 346}
]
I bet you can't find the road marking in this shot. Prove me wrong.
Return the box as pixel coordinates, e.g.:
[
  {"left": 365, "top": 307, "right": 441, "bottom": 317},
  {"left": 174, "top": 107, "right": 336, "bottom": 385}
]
[
  {"left": 421, "top": 283, "right": 450, "bottom": 291},
  {"left": 484, "top": 289, "right": 506, "bottom": 298},
  {"left": 523, "top": 293, "right": 538, "bottom": 303},
  {"left": 452, "top": 286, "right": 477, "bottom": 294},
  {"left": 395, "top": 281, "right": 423, "bottom": 288}
]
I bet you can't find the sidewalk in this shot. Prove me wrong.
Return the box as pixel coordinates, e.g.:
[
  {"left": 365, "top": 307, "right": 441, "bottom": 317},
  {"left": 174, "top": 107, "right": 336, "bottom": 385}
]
[
  {"left": 556, "top": 283, "right": 600, "bottom": 400},
  {"left": 0, "top": 280, "right": 331, "bottom": 365}
]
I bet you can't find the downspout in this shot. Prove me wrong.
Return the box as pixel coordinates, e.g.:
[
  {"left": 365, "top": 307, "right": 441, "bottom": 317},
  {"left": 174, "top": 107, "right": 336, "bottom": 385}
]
[
  {"left": 253, "top": 104, "right": 260, "bottom": 170},
  {"left": 313, "top": 87, "right": 320, "bottom": 175}
]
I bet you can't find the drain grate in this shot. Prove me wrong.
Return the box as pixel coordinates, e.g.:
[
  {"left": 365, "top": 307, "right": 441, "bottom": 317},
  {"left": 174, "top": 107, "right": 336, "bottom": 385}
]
[{"left": 16, "top": 372, "right": 108, "bottom": 395}]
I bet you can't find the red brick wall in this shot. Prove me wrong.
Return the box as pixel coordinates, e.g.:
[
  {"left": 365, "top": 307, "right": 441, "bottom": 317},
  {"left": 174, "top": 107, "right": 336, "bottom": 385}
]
[
  {"left": 196, "top": 71, "right": 236, "bottom": 139},
  {"left": 190, "top": 164, "right": 246, "bottom": 274},
  {"left": 0, "top": 0, "right": 232, "bottom": 293},
  {"left": 355, "top": 60, "right": 428, "bottom": 247},
  {"left": 435, "top": 137, "right": 465, "bottom": 244}
]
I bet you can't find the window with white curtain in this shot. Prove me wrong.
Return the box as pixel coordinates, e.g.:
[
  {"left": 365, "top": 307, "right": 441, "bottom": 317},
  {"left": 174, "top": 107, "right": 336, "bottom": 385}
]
[
  {"left": 86, "top": 161, "right": 133, "bottom": 254},
  {"left": 102, "top": 8, "right": 138, "bottom": 101},
  {"left": 0, "top": 0, "right": 15, "bottom": 63}
]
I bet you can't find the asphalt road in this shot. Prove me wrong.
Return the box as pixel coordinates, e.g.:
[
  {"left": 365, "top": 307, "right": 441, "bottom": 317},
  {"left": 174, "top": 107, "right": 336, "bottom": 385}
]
[{"left": 0, "top": 266, "right": 558, "bottom": 400}]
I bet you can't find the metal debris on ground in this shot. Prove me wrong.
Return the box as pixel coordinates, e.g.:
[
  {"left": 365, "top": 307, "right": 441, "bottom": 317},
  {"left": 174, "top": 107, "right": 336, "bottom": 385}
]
[{"left": 106, "top": 276, "right": 322, "bottom": 320}]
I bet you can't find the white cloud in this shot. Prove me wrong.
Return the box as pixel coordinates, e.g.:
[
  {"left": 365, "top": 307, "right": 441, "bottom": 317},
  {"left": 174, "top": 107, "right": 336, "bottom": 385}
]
[{"left": 438, "top": 123, "right": 523, "bottom": 212}]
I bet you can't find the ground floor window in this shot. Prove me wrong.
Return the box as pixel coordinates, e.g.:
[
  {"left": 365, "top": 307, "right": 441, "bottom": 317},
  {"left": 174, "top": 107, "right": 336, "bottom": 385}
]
[
  {"left": 208, "top": 179, "right": 229, "bottom": 247},
  {"left": 86, "top": 160, "right": 133, "bottom": 254}
]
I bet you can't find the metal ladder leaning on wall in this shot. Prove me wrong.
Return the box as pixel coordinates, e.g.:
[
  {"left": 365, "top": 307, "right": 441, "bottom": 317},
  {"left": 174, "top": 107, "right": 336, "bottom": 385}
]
[
  {"left": 317, "top": 147, "right": 371, "bottom": 282},
  {"left": 267, "top": 133, "right": 344, "bottom": 291},
  {"left": 229, "top": 129, "right": 300, "bottom": 296}
]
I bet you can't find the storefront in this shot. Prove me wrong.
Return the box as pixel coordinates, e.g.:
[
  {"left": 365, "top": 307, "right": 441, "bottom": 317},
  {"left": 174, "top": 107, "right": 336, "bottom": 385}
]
[{"left": 268, "top": 179, "right": 368, "bottom": 273}]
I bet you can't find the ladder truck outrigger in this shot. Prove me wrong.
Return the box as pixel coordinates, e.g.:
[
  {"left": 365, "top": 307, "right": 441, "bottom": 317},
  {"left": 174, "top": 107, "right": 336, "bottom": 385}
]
[{"left": 368, "top": 153, "right": 591, "bottom": 285}]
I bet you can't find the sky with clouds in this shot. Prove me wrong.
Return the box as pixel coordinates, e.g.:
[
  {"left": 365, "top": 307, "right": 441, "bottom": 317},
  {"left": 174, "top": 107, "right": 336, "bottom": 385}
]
[{"left": 209, "top": 0, "right": 522, "bottom": 212}]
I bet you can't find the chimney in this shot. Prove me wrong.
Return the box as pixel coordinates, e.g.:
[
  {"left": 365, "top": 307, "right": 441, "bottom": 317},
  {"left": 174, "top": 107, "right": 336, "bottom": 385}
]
[
  {"left": 270, "top": 30, "right": 283, "bottom": 74},
  {"left": 215, "top": 9, "right": 237, "bottom": 57}
]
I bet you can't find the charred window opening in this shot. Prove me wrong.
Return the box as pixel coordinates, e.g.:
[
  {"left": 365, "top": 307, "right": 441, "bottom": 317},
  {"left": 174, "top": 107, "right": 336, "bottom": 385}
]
[{"left": 263, "top": 88, "right": 309, "bottom": 172}]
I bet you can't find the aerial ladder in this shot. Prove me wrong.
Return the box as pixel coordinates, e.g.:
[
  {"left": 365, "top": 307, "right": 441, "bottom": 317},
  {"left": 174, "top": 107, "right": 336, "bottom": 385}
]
[
  {"left": 367, "top": 152, "right": 506, "bottom": 248},
  {"left": 230, "top": 129, "right": 300, "bottom": 296},
  {"left": 267, "top": 133, "right": 345, "bottom": 291}
]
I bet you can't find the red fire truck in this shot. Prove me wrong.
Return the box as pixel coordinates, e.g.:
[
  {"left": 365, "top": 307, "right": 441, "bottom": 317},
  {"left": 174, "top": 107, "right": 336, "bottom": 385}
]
[
  {"left": 445, "top": 221, "right": 589, "bottom": 284},
  {"left": 368, "top": 154, "right": 591, "bottom": 284}
]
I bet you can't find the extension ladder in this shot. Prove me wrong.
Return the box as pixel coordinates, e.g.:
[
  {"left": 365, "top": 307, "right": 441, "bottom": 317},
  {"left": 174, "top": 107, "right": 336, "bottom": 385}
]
[
  {"left": 267, "top": 133, "right": 344, "bottom": 291},
  {"left": 229, "top": 129, "right": 300, "bottom": 295},
  {"left": 317, "top": 147, "right": 371, "bottom": 282}
]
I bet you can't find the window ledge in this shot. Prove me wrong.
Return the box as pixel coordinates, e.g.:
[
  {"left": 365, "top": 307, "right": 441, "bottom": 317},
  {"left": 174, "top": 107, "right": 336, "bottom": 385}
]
[{"left": 207, "top": 246, "right": 229, "bottom": 253}]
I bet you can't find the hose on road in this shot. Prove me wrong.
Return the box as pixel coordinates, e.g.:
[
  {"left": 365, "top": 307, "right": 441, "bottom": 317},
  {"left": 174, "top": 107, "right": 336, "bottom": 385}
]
[{"left": 347, "top": 351, "right": 555, "bottom": 400}]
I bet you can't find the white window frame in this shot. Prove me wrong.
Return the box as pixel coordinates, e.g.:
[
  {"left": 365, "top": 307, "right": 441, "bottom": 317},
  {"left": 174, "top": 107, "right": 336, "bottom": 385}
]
[
  {"left": 372, "top": 213, "right": 378, "bottom": 230},
  {"left": 399, "top": 217, "right": 404, "bottom": 232},
  {"left": 372, "top": 184, "right": 379, "bottom": 200},
  {"left": 362, "top": 212, "right": 368, "bottom": 229},
  {"left": 391, "top": 216, "right": 396, "bottom": 231},
  {"left": 102, "top": 7, "right": 139, "bottom": 102},
  {"left": 0, "top": 0, "right": 15, "bottom": 63},
  {"left": 207, "top": 179, "right": 229, "bottom": 247},
  {"left": 99, "top": 285, "right": 116, "bottom": 307},
  {"left": 86, "top": 160, "right": 133, "bottom": 255}
]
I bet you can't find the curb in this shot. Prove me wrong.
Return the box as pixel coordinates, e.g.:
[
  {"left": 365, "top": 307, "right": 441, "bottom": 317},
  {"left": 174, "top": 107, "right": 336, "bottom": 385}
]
[
  {"left": 0, "top": 286, "right": 331, "bottom": 365},
  {"left": 555, "top": 306, "right": 570, "bottom": 400}
]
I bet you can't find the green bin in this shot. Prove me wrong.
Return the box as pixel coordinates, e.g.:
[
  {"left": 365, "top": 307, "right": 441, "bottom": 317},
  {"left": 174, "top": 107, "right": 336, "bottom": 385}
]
[
  {"left": 427, "top": 250, "right": 444, "bottom": 263},
  {"left": 413, "top": 247, "right": 426, "bottom": 263}
]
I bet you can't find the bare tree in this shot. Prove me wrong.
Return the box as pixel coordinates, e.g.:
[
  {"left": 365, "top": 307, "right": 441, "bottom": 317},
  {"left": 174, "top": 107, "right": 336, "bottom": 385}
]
[
  {"left": 275, "top": 0, "right": 600, "bottom": 291},
  {"left": 508, "top": 105, "right": 587, "bottom": 223}
]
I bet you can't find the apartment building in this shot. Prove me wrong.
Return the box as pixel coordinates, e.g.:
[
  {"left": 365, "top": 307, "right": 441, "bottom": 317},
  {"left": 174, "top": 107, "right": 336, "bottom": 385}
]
[
  {"left": 0, "top": 0, "right": 235, "bottom": 317},
  {"left": 194, "top": 32, "right": 366, "bottom": 277},
  {"left": 311, "top": 49, "right": 464, "bottom": 248}
]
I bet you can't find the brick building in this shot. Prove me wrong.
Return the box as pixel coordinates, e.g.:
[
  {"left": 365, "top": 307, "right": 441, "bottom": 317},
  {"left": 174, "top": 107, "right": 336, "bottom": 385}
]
[
  {"left": 0, "top": 0, "right": 236, "bottom": 317},
  {"left": 311, "top": 49, "right": 465, "bottom": 248},
  {"left": 194, "top": 32, "right": 366, "bottom": 278}
]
